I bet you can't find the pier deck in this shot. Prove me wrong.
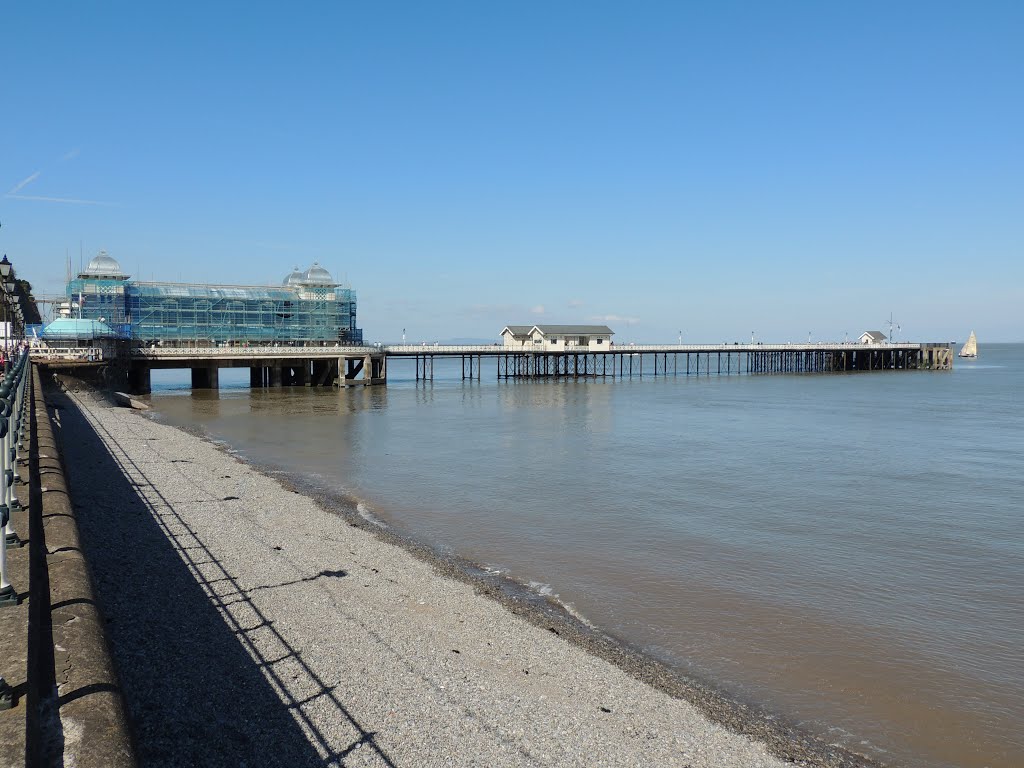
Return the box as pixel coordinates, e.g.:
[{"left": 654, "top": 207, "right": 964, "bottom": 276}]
[
  {"left": 378, "top": 342, "right": 951, "bottom": 380},
  {"left": 32, "top": 341, "right": 954, "bottom": 393}
]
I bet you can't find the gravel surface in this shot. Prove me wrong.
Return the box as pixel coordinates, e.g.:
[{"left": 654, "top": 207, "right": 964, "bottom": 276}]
[{"left": 50, "top": 381, "right": 864, "bottom": 768}]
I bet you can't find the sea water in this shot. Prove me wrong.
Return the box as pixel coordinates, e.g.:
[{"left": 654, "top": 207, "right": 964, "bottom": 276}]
[{"left": 146, "top": 344, "right": 1024, "bottom": 768}]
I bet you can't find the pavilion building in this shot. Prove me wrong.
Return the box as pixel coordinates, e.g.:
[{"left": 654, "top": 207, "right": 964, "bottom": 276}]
[{"left": 58, "top": 251, "right": 362, "bottom": 345}]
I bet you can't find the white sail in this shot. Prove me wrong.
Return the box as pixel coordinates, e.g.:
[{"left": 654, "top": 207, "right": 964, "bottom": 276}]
[{"left": 959, "top": 331, "right": 977, "bottom": 358}]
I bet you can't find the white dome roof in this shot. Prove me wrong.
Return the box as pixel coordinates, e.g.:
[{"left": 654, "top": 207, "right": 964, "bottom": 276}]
[
  {"left": 283, "top": 266, "right": 305, "bottom": 286},
  {"left": 84, "top": 250, "right": 125, "bottom": 277},
  {"left": 303, "top": 262, "right": 334, "bottom": 285}
]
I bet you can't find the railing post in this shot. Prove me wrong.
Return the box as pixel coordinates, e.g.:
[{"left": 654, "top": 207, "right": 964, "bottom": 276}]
[
  {"left": 0, "top": 410, "right": 11, "bottom": 606},
  {"left": 0, "top": 348, "right": 28, "bottom": 608}
]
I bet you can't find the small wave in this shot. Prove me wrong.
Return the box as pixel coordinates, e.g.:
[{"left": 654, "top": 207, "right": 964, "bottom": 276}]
[
  {"left": 524, "top": 581, "right": 596, "bottom": 628},
  {"left": 560, "top": 601, "right": 597, "bottom": 629},
  {"left": 527, "top": 580, "right": 555, "bottom": 597},
  {"left": 356, "top": 500, "right": 386, "bottom": 527},
  {"left": 815, "top": 722, "right": 889, "bottom": 756}
]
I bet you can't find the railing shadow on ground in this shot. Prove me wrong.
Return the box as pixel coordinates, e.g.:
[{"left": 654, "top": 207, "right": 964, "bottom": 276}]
[{"left": 48, "top": 386, "right": 397, "bottom": 767}]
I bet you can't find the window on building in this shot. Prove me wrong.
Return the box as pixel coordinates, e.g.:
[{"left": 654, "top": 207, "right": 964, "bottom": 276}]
[
  {"left": 550, "top": 338, "right": 558, "bottom": 343},
  {"left": 596, "top": 338, "right": 603, "bottom": 344}
]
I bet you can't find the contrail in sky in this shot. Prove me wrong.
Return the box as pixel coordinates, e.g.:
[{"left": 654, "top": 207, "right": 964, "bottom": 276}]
[
  {"left": 6, "top": 171, "right": 41, "bottom": 195},
  {"left": 5, "top": 193, "right": 113, "bottom": 206},
  {"left": 5, "top": 151, "right": 112, "bottom": 204}
]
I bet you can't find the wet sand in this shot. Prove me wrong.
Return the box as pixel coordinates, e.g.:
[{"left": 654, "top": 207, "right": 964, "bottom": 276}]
[{"left": 51, "top": 377, "right": 875, "bottom": 767}]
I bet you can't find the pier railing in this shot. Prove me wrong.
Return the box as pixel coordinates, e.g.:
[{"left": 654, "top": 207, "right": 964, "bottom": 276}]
[
  {"left": 379, "top": 342, "right": 923, "bottom": 354},
  {"left": 1, "top": 348, "right": 29, "bottom": 611},
  {"left": 26, "top": 338, "right": 950, "bottom": 395},
  {"left": 105, "top": 342, "right": 929, "bottom": 360},
  {"left": 28, "top": 347, "right": 105, "bottom": 362},
  {"left": 129, "top": 345, "right": 370, "bottom": 359}
]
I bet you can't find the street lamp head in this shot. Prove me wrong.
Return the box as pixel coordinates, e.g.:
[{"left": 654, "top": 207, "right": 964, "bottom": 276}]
[{"left": 0, "top": 255, "right": 10, "bottom": 279}]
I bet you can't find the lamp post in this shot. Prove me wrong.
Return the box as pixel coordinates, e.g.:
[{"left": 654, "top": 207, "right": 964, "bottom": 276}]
[
  {"left": 0, "top": 256, "right": 11, "bottom": 356},
  {"left": 1, "top": 283, "right": 12, "bottom": 357}
]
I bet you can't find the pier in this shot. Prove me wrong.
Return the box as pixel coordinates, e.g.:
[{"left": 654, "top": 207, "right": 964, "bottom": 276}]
[
  {"left": 31, "top": 251, "right": 953, "bottom": 392},
  {"left": 129, "top": 345, "right": 389, "bottom": 393},
  {"left": 30, "top": 340, "right": 954, "bottom": 393}
]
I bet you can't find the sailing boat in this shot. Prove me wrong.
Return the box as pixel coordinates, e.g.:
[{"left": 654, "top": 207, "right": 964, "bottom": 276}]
[{"left": 959, "top": 330, "right": 978, "bottom": 359}]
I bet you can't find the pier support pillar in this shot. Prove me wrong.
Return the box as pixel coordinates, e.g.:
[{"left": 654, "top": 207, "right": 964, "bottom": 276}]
[
  {"left": 191, "top": 365, "right": 219, "bottom": 390},
  {"left": 128, "top": 365, "right": 151, "bottom": 395},
  {"left": 312, "top": 359, "right": 336, "bottom": 387},
  {"left": 269, "top": 366, "right": 283, "bottom": 387},
  {"left": 250, "top": 366, "right": 264, "bottom": 388},
  {"left": 343, "top": 356, "right": 364, "bottom": 385},
  {"left": 368, "top": 354, "right": 386, "bottom": 384}
]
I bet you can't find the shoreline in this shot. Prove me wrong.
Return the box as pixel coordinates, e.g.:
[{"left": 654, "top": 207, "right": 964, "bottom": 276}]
[
  {"left": 292, "top": 481, "right": 877, "bottom": 768},
  {"left": 141, "top": 396, "right": 878, "bottom": 768},
  {"left": 58, "top": 374, "right": 877, "bottom": 766}
]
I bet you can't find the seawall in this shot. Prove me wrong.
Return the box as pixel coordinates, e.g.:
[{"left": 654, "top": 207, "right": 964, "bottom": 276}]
[{"left": 0, "top": 365, "right": 135, "bottom": 767}]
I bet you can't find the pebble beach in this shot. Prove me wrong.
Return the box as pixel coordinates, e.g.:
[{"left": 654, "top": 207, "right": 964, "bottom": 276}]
[{"left": 50, "top": 379, "right": 872, "bottom": 768}]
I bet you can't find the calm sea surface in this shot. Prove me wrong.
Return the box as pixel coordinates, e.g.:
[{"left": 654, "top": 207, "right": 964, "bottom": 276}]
[{"left": 147, "top": 344, "right": 1024, "bottom": 768}]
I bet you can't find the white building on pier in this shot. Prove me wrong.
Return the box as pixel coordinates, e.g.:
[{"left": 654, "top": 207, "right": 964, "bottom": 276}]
[
  {"left": 500, "top": 324, "right": 614, "bottom": 351},
  {"left": 858, "top": 330, "right": 887, "bottom": 345}
]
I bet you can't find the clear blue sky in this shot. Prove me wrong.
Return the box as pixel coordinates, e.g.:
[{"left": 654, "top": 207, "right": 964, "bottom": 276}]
[{"left": 3, "top": 1, "right": 1021, "bottom": 342}]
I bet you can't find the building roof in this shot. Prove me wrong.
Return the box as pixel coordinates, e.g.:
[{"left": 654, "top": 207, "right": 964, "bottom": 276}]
[
  {"left": 533, "top": 325, "right": 614, "bottom": 336},
  {"left": 41, "top": 318, "right": 117, "bottom": 339},
  {"left": 283, "top": 266, "right": 305, "bottom": 286},
  {"left": 861, "top": 330, "right": 887, "bottom": 341},
  {"left": 80, "top": 250, "right": 129, "bottom": 279},
  {"left": 501, "top": 324, "right": 615, "bottom": 338},
  {"left": 303, "top": 262, "right": 335, "bottom": 285}
]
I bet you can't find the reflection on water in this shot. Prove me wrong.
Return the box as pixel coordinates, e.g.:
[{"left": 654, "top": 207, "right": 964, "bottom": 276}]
[{"left": 149, "top": 348, "right": 1024, "bottom": 768}]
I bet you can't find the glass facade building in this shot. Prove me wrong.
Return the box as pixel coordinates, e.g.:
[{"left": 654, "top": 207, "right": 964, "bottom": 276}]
[{"left": 64, "top": 252, "right": 362, "bottom": 344}]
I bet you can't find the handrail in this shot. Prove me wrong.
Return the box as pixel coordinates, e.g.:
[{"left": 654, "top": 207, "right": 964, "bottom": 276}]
[
  {"left": 129, "top": 345, "right": 368, "bottom": 358},
  {"left": 1, "top": 347, "right": 30, "bottom": 615},
  {"left": 28, "top": 347, "right": 105, "bottom": 361},
  {"left": 380, "top": 342, "right": 926, "bottom": 354},
  {"left": 128, "top": 341, "right": 929, "bottom": 358},
  {"left": 25, "top": 341, "right": 933, "bottom": 362}
]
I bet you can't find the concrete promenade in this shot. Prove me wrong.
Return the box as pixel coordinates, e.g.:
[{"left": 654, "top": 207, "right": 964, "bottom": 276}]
[
  {"left": 38, "top": 379, "right": 861, "bottom": 767},
  {"left": 0, "top": 367, "right": 134, "bottom": 768}
]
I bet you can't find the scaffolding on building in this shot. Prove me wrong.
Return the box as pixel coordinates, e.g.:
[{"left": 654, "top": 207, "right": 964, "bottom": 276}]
[{"left": 63, "top": 253, "right": 363, "bottom": 345}]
